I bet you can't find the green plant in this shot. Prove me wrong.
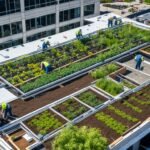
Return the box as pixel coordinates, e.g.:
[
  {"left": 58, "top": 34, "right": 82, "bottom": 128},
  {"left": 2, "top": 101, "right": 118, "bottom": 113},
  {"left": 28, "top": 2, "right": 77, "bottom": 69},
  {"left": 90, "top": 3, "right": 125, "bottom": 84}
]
[
  {"left": 78, "top": 91, "right": 103, "bottom": 107},
  {"left": 96, "top": 78, "right": 123, "bottom": 96},
  {"left": 0, "top": 24, "right": 149, "bottom": 92},
  {"left": 95, "top": 112, "right": 127, "bottom": 135},
  {"left": 54, "top": 99, "right": 88, "bottom": 120},
  {"left": 53, "top": 126, "right": 108, "bottom": 150},
  {"left": 123, "top": 101, "right": 142, "bottom": 113},
  {"left": 91, "top": 63, "right": 119, "bottom": 79},
  {"left": 27, "top": 111, "right": 63, "bottom": 135},
  {"left": 131, "top": 97, "right": 150, "bottom": 105},
  {"left": 108, "top": 106, "right": 138, "bottom": 122}
]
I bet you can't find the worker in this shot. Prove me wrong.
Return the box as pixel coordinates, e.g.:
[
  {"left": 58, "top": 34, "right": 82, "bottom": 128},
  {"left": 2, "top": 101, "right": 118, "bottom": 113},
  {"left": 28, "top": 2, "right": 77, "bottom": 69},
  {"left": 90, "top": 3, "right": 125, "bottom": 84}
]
[
  {"left": 108, "top": 17, "right": 113, "bottom": 28},
  {"left": 1, "top": 102, "right": 12, "bottom": 120},
  {"left": 41, "top": 61, "right": 52, "bottom": 74},
  {"left": 76, "top": 29, "right": 83, "bottom": 40},
  {"left": 135, "top": 54, "right": 144, "bottom": 70}
]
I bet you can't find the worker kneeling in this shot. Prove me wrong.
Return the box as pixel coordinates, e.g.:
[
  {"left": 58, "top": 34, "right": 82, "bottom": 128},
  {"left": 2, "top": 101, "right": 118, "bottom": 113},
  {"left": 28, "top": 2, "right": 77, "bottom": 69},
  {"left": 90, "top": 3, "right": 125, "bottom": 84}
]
[
  {"left": 41, "top": 61, "right": 52, "bottom": 74},
  {"left": 1, "top": 102, "right": 12, "bottom": 120}
]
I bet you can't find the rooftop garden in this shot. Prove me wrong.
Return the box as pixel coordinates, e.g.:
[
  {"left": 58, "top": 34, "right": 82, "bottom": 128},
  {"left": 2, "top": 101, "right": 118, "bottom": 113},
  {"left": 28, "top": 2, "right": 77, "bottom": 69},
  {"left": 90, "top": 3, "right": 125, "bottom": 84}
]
[
  {"left": 0, "top": 25, "right": 149, "bottom": 93},
  {"left": 78, "top": 85, "right": 150, "bottom": 143}
]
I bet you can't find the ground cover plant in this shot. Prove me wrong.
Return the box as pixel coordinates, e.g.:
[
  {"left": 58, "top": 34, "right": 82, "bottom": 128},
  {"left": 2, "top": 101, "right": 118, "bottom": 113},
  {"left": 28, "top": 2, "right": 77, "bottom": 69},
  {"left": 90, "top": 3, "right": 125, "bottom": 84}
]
[
  {"left": 95, "top": 112, "right": 127, "bottom": 135},
  {"left": 91, "top": 63, "right": 120, "bottom": 79},
  {"left": 96, "top": 78, "right": 124, "bottom": 96},
  {"left": 78, "top": 85, "right": 150, "bottom": 143},
  {"left": 53, "top": 98, "right": 89, "bottom": 120},
  {"left": 77, "top": 90, "right": 106, "bottom": 107},
  {"left": 26, "top": 110, "right": 65, "bottom": 135},
  {"left": 0, "top": 25, "right": 149, "bottom": 92}
]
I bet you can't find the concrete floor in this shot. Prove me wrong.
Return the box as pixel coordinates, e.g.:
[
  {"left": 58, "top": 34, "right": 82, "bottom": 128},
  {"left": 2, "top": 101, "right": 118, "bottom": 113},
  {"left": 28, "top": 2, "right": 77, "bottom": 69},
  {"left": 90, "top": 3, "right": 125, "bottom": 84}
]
[{"left": 119, "top": 58, "right": 150, "bottom": 84}]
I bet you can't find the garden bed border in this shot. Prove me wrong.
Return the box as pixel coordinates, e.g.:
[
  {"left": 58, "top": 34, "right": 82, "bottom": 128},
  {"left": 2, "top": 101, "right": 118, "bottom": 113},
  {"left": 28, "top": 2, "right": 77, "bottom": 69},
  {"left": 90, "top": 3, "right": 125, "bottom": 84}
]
[{"left": 20, "top": 43, "right": 148, "bottom": 100}]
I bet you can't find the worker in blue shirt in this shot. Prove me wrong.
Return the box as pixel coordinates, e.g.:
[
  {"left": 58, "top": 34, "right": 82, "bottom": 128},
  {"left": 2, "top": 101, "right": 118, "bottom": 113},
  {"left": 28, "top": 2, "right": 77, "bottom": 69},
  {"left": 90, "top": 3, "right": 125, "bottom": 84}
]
[{"left": 135, "top": 54, "right": 144, "bottom": 70}]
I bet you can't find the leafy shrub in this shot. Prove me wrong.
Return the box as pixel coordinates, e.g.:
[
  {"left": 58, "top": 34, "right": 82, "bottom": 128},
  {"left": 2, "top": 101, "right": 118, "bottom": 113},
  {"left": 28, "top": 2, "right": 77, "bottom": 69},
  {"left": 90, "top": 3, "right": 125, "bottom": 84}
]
[
  {"left": 91, "top": 63, "right": 119, "bottom": 79},
  {"left": 53, "top": 126, "right": 108, "bottom": 150},
  {"left": 96, "top": 78, "right": 123, "bottom": 96}
]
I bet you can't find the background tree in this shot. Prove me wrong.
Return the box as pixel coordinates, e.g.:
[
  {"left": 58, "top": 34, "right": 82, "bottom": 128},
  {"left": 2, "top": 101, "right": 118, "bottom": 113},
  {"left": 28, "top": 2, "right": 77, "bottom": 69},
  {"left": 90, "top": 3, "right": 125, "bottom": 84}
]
[{"left": 52, "top": 126, "right": 108, "bottom": 150}]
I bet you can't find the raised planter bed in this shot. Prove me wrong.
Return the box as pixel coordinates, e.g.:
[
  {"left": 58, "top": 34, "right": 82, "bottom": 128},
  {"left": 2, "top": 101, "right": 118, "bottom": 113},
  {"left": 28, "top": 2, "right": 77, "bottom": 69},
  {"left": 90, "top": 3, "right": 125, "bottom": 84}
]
[
  {"left": 0, "top": 25, "right": 149, "bottom": 94},
  {"left": 6, "top": 128, "right": 35, "bottom": 150},
  {"left": 109, "top": 64, "right": 126, "bottom": 79},
  {"left": 90, "top": 63, "right": 121, "bottom": 79},
  {"left": 53, "top": 98, "right": 89, "bottom": 120},
  {"left": 140, "top": 45, "right": 150, "bottom": 57},
  {"left": 75, "top": 89, "right": 108, "bottom": 107},
  {"left": 110, "top": 73, "right": 137, "bottom": 89},
  {"left": 94, "top": 78, "right": 124, "bottom": 97},
  {"left": 24, "top": 110, "right": 66, "bottom": 136},
  {"left": 78, "top": 85, "right": 150, "bottom": 144}
]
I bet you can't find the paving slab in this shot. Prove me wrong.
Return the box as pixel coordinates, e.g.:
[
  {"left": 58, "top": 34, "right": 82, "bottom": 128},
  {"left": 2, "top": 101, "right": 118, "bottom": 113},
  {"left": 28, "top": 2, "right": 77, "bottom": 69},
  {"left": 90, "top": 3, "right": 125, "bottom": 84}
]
[
  {"left": 123, "top": 68, "right": 150, "bottom": 84},
  {"left": 122, "top": 58, "right": 150, "bottom": 75}
]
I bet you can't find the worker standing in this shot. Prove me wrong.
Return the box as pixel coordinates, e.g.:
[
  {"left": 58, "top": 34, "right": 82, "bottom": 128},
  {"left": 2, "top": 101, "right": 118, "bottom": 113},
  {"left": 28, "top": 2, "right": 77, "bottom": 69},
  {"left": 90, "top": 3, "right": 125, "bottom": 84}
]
[
  {"left": 41, "top": 61, "right": 52, "bottom": 74},
  {"left": 135, "top": 54, "right": 144, "bottom": 70},
  {"left": 1, "top": 102, "right": 12, "bottom": 120}
]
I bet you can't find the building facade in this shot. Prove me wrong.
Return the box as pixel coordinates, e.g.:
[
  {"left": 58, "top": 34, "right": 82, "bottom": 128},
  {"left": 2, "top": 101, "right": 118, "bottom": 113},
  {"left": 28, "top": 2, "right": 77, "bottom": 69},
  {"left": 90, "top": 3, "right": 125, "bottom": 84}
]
[{"left": 0, "top": 0, "right": 100, "bottom": 50}]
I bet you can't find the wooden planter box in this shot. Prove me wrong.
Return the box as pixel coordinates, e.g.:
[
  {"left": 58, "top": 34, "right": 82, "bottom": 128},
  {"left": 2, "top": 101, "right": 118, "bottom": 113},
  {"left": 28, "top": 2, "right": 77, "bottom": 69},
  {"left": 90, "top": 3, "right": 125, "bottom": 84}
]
[
  {"left": 140, "top": 45, "right": 150, "bottom": 57},
  {"left": 109, "top": 64, "right": 126, "bottom": 79}
]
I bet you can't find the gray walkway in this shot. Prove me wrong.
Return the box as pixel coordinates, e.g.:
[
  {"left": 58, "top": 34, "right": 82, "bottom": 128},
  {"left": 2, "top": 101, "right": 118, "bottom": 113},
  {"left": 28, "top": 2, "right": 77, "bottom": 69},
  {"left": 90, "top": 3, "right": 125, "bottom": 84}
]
[
  {"left": 123, "top": 58, "right": 150, "bottom": 75},
  {"left": 120, "top": 58, "right": 150, "bottom": 84}
]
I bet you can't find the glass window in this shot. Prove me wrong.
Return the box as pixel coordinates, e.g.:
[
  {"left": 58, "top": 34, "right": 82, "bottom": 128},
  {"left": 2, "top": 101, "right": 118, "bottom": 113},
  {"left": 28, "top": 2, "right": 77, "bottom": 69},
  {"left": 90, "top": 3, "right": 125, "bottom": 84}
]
[
  {"left": 11, "top": 22, "right": 22, "bottom": 34},
  {"left": 0, "top": 0, "right": 21, "bottom": 16},
  {"left": 24, "top": 0, "right": 57, "bottom": 10},
  {"left": 84, "top": 4, "right": 95, "bottom": 16},
  {"left": 3, "top": 24, "right": 11, "bottom": 37},
  {"left": 59, "top": 8, "right": 80, "bottom": 22},
  {"left": 0, "top": 39, "right": 23, "bottom": 50},
  {"left": 60, "top": 22, "right": 80, "bottom": 32},
  {"left": 26, "top": 14, "right": 56, "bottom": 31},
  {"left": 0, "top": 26, "right": 2, "bottom": 37}
]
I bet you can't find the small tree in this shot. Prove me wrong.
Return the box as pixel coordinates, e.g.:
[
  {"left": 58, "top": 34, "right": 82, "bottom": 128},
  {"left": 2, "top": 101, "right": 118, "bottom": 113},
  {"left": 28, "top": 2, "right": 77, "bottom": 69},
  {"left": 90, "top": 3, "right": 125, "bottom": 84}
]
[{"left": 52, "top": 126, "right": 108, "bottom": 150}]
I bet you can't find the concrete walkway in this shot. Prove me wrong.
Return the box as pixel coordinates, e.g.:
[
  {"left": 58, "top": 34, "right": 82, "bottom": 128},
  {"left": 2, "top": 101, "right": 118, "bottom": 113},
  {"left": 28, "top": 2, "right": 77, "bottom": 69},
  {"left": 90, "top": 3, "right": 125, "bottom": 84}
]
[
  {"left": 122, "top": 58, "right": 150, "bottom": 76},
  {"left": 0, "top": 88, "right": 17, "bottom": 105}
]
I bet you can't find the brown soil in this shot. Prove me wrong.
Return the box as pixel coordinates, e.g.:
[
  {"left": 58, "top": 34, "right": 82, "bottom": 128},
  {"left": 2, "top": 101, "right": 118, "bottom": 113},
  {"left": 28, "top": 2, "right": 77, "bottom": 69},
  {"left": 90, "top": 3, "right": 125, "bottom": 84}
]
[
  {"left": 10, "top": 74, "right": 94, "bottom": 117},
  {"left": 43, "top": 138, "right": 54, "bottom": 150},
  {"left": 24, "top": 110, "right": 66, "bottom": 135},
  {"left": 78, "top": 85, "right": 150, "bottom": 144},
  {"left": 53, "top": 98, "right": 89, "bottom": 120},
  {"left": 8, "top": 129, "right": 35, "bottom": 150}
]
